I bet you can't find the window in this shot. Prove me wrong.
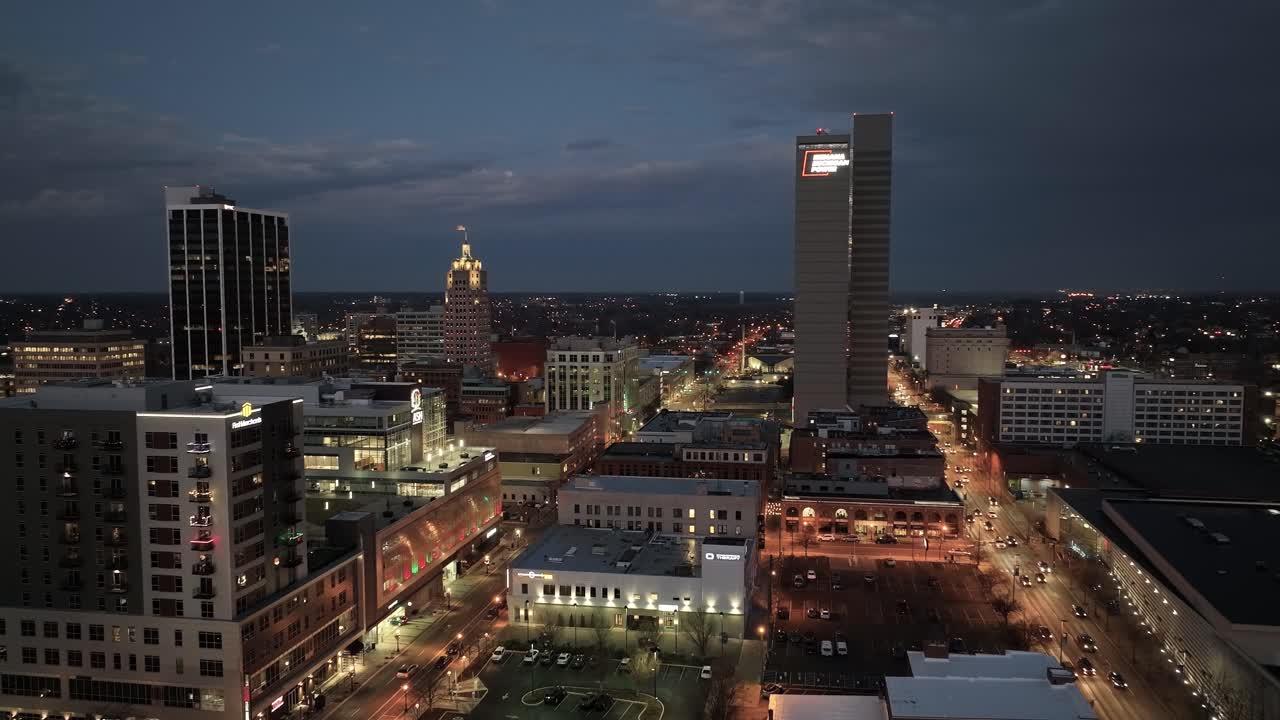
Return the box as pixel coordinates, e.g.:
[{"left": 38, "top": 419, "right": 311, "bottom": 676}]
[
  {"left": 144, "top": 655, "right": 160, "bottom": 673},
  {"left": 198, "top": 631, "right": 222, "bottom": 649},
  {"left": 22, "top": 647, "right": 36, "bottom": 663},
  {"left": 145, "top": 456, "right": 177, "bottom": 473},
  {"left": 67, "top": 649, "right": 83, "bottom": 667},
  {"left": 144, "top": 628, "right": 159, "bottom": 645},
  {"left": 44, "top": 648, "right": 59, "bottom": 665},
  {"left": 199, "top": 659, "right": 224, "bottom": 677},
  {"left": 43, "top": 622, "right": 57, "bottom": 639},
  {"left": 65, "top": 622, "right": 81, "bottom": 640},
  {"left": 89, "top": 624, "right": 104, "bottom": 641},
  {"left": 521, "top": 583, "right": 529, "bottom": 595},
  {"left": 90, "top": 652, "right": 105, "bottom": 669},
  {"left": 20, "top": 620, "right": 35, "bottom": 637}
]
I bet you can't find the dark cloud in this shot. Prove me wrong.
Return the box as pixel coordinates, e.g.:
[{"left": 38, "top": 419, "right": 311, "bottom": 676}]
[{"left": 563, "top": 137, "right": 617, "bottom": 152}]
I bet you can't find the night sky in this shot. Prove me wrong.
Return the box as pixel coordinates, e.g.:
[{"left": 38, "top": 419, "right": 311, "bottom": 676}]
[{"left": 3, "top": 1, "right": 1278, "bottom": 294}]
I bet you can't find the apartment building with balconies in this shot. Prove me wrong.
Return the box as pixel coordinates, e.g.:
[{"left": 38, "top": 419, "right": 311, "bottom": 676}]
[{"left": 0, "top": 379, "right": 360, "bottom": 720}]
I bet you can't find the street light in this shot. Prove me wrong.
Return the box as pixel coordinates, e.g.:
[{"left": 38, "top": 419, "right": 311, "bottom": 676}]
[
  {"left": 624, "top": 605, "right": 630, "bottom": 652},
  {"left": 402, "top": 682, "right": 410, "bottom": 714},
  {"left": 572, "top": 602, "right": 579, "bottom": 648}
]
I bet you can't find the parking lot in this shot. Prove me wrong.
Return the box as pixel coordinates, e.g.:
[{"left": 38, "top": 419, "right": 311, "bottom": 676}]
[
  {"left": 763, "top": 554, "right": 1007, "bottom": 677},
  {"left": 466, "top": 651, "right": 705, "bottom": 720}
]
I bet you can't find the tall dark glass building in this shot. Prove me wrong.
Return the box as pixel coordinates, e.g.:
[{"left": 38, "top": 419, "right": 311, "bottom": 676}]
[
  {"left": 165, "top": 186, "right": 293, "bottom": 379},
  {"left": 793, "top": 113, "right": 892, "bottom": 422}
]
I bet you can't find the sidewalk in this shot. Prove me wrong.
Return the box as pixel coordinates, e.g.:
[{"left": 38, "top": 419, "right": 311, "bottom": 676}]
[{"left": 308, "top": 548, "right": 511, "bottom": 718}]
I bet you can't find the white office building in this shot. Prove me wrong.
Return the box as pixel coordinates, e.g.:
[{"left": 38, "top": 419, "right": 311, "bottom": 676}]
[
  {"left": 507, "top": 526, "right": 753, "bottom": 638},
  {"left": 978, "top": 370, "right": 1250, "bottom": 448},
  {"left": 544, "top": 337, "right": 642, "bottom": 441},
  {"left": 902, "top": 307, "right": 940, "bottom": 367},
  {"left": 395, "top": 306, "right": 445, "bottom": 364}
]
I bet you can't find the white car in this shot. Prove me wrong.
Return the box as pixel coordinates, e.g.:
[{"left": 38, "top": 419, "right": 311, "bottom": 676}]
[
  {"left": 556, "top": 652, "right": 571, "bottom": 667},
  {"left": 523, "top": 649, "right": 539, "bottom": 665},
  {"left": 700, "top": 665, "right": 713, "bottom": 680},
  {"left": 806, "top": 569, "right": 817, "bottom": 581},
  {"left": 819, "top": 608, "right": 831, "bottom": 620},
  {"left": 491, "top": 646, "right": 506, "bottom": 663},
  {"left": 836, "top": 641, "right": 848, "bottom": 656},
  {"left": 817, "top": 533, "right": 834, "bottom": 542},
  {"left": 820, "top": 640, "right": 833, "bottom": 657}
]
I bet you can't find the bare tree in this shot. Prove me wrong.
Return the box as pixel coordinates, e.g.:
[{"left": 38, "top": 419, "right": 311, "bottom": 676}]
[
  {"left": 680, "top": 607, "right": 716, "bottom": 657},
  {"left": 543, "top": 612, "right": 564, "bottom": 645},
  {"left": 591, "top": 613, "right": 612, "bottom": 655},
  {"left": 976, "top": 568, "right": 1005, "bottom": 596},
  {"left": 422, "top": 667, "right": 444, "bottom": 709},
  {"left": 703, "top": 656, "right": 739, "bottom": 720},
  {"left": 991, "top": 593, "right": 1023, "bottom": 627}
]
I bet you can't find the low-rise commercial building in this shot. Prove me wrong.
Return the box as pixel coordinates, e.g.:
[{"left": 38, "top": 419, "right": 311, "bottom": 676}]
[
  {"left": 507, "top": 526, "right": 753, "bottom": 638},
  {"left": 1045, "top": 490, "right": 1280, "bottom": 720},
  {"left": 459, "top": 374, "right": 512, "bottom": 425},
  {"left": 460, "top": 411, "right": 604, "bottom": 503},
  {"left": 11, "top": 320, "right": 146, "bottom": 393},
  {"left": 772, "top": 473, "right": 963, "bottom": 545},
  {"left": 558, "top": 475, "right": 759, "bottom": 537},
  {"left": 242, "top": 335, "right": 348, "bottom": 379}
]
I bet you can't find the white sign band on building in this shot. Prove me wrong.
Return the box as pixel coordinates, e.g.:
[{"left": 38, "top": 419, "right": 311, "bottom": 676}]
[{"left": 231, "top": 416, "right": 263, "bottom": 430}]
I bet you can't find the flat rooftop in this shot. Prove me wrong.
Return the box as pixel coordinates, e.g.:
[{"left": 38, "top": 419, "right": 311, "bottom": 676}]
[
  {"left": 784, "top": 474, "right": 959, "bottom": 504},
  {"left": 1075, "top": 444, "right": 1280, "bottom": 502},
  {"left": 711, "top": 384, "right": 789, "bottom": 405},
  {"left": 497, "top": 451, "right": 567, "bottom": 463},
  {"left": 479, "top": 412, "right": 596, "bottom": 435},
  {"left": 885, "top": 676, "right": 1095, "bottom": 720},
  {"left": 513, "top": 525, "right": 733, "bottom": 578},
  {"left": 1103, "top": 498, "right": 1280, "bottom": 627},
  {"left": 599, "top": 442, "right": 677, "bottom": 461},
  {"left": 563, "top": 475, "right": 759, "bottom": 498},
  {"left": 767, "top": 695, "right": 887, "bottom": 720},
  {"left": 0, "top": 379, "right": 294, "bottom": 415},
  {"left": 639, "top": 410, "right": 734, "bottom": 433}
]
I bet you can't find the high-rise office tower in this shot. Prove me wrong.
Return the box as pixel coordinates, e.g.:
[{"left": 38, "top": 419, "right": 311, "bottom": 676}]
[
  {"left": 793, "top": 114, "right": 892, "bottom": 421},
  {"left": 166, "top": 186, "right": 293, "bottom": 379},
  {"left": 443, "top": 227, "right": 492, "bottom": 370},
  {"left": 396, "top": 305, "right": 446, "bottom": 364}
]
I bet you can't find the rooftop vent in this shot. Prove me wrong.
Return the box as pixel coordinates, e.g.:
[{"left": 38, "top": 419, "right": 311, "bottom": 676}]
[{"left": 1210, "top": 532, "right": 1231, "bottom": 545}]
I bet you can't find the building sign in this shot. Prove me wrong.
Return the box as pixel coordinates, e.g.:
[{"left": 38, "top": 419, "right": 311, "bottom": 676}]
[
  {"left": 410, "top": 388, "right": 424, "bottom": 425},
  {"left": 241, "top": 402, "right": 253, "bottom": 418},
  {"left": 231, "top": 416, "right": 262, "bottom": 430},
  {"left": 704, "top": 552, "right": 742, "bottom": 561},
  {"left": 270, "top": 696, "right": 285, "bottom": 712},
  {"left": 517, "top": 570, "right": 552, "bottom": 580},
  {"left": 801, "top": 148, "right": 849, "bottom": 177}
]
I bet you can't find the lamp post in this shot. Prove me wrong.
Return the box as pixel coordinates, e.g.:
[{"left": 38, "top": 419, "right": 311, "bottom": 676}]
[
  {"left": 572, "top": 602, "right": 579, "bottom": 648},
  {"left": 402, "top": 683, "right": 410, "bottom": 714},
  {"left": 524, "top": 600, "right": 531, "bottom": 646},
  {"left": 624, "top": 605, "right": 630, "bottom": 652}
]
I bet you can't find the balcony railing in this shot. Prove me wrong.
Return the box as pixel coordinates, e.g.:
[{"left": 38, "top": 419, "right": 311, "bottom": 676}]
[
  {"left": 190, "top": 534, "right": 215, "bottom": 551},
  {"left": 107, "top": 556, "right": 128, "bottom": 571},
  {"left": 107, "top": 486, "right": 127, "bottom": 498},
  {"left": 189, "top": 514, "right": 213, "bottom": 528},
  {"left": 276, "top": 530, "right": 304, "bottom": 547},
  {"left": 188, "top": 465, "right": 212, "bottom": 479},
  {"left": 193, "top": 586, "right": 217, "bottom": 599},
  {"left": 186, "top": 442, "right": 211, "bottom": 454},
  {"left": 58, "top": 554, "right": 83, "bottom": 568},
  {"left": 104, "top": 509, "right": 127, "bottom": 523},
  {"left": 53, "top": 437, "right": 79, "bottom": 450},
  {"left": 107, "top": 583, "right": 129, "bottom": 594},
  {"left": 191, "top": 562, "right": 216, "bottom": 576},
  {"left": 58, "top": 482, "right": 79, "bottom": 497},
  {"left": 279, "top": 554, "right": 304, "bottom": 568},
  {"left": 95, "top": 439, "right": 125, "bottom": 451},
  {"left": 102, "top": 534, "right": 129, "bottom": 547},
  {"left": 57, "top": 507, "right": 81, "bottom": 521},
  {"left": 188, "top": 489, "right": 213, "bottom": 503}
]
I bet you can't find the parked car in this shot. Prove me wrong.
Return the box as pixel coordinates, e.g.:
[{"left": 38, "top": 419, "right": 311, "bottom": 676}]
[
  {"left": 544, "top": 686, "right": 568, "bottom": 705},
  {"left": 817, "top": 533, "right": 834, "bottom": 542},
  {"left": 806, "top": 569, "right": 818, "bottom": 581},
  {"left": 789, "top": 632, "right": 803, "bottom": 644},
  {"left": 841, "top": 534, "right": 860, "bottom": 543},
  {"left": 491, "top": 647, "right": 506, "bottom": 663},
  {"left": 863, "top": 573, "right": 876, "bottom": 584},
  {"left": 617, "top": 658, "right": 631, "bottom": 674},
  {"left": 806, "top": 606, "right": 818, "bottom": 619},
  {"left": 556, "top": 652, "right": 571, "bottom": 667},
  {"left": 571, "top": 654, "right": 586, "bottom": 669},
  {"left": 836, "top": 640, "right": 848, "bottom": 656},
  {"left": 819, "top": 608, "right": 831, "bottom": 620},
  {"left": 524, "top": 649, "right": 540, "bottom": 666},
  {"left": 776, "top": 606, "right": 790, "bottom": 620},
  {"left": 774, "top": 628, "right": 787, "bottom": 642},
  {"left": 820, "top": 640, "right": 833, "bottom": 657},
  {"left": 541, "top": 651, "right": 555, "bottom": 666},
  {"left": 792, "top": 574, "right": 805, "bottom": 588},
  {"left": 831, "top": 573, "right": 843, "bottom": 590},
  {"left": 700, "top": 666, "right": 713, "bottom": 679},
  {"left": 395, "top": 664, "right": 419, "bottom": 679}
]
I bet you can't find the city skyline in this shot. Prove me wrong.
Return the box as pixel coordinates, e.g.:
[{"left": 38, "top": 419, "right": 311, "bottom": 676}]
[{"left": 3, "top": 2, "right": 1279, "bottom": 293}]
